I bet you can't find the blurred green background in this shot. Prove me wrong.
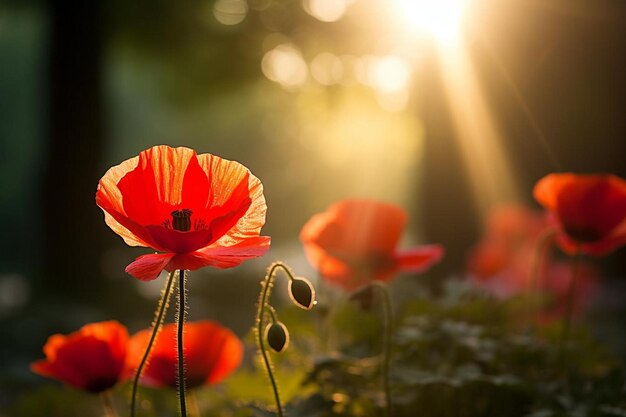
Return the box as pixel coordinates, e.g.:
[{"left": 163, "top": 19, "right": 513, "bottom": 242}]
[{"left": 1, "top": 0, "right": 625, "bottom": 413}]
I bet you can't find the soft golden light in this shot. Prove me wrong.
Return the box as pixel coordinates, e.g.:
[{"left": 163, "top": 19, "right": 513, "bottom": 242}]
[
  {"left": 261, "top": 44, "right": 308, "bottom": 89},
  {"left": 438, "top": 42, "right": 521, "bottom": 217},
  {"left": 394, "top": 0, "right": 468, "bottom": 44},
  {"left": 310, "top": 53, "right": 344, "bottom": 85},
  {"left": 303, "top": 0, "right": 349, "bottom": 22}
]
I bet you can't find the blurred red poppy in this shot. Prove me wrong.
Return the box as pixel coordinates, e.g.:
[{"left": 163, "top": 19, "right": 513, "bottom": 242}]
[
  {"left": 300, "top": 199, "right": 444, "bottom": 291},
  {"left": 534, "top": 173, "right": 626, "bottom": 256},
  {"left": 31, "top": 321, "right": 128, "bottom": 393},
  {"left": 467, "top": 204, "right": 599, "bottom": 320},
  {"left": 126, "top": 321, "right": 243, "bottom": 389},
  {"left": 467, "top": 204, "right": 549, "bottom": 297},
  {"left": 96, "top": 145, "right": 270, "bottom": 280}
]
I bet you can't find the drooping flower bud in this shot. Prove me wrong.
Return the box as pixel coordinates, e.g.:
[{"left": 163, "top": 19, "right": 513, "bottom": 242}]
[
  {"left": 288, "top": 277, "right": 315, "bottom": 310},
  {"left": 265, "top": 321, "right": 289, "bottom": 353}
]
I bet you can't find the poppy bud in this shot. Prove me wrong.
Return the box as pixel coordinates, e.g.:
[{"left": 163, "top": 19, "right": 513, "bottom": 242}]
[
  {"left": 265, "top": 322, "right": 289, "bottom": 353},
  {"left": 288, "top": 277, "right": 315, "bottom": 310}
]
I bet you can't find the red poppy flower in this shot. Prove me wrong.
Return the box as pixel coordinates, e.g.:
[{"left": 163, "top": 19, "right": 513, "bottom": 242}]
[
  {"left": 300, "top": 199, "right": 444, "bottom": 291},
  {"left": 533, "top": 173, "right": 626, "bottom": 256},
  {"left": 31, "top": 321, "right": 128, "bottom": 393},
  {"left": 467, "top": 204, "right": 549, "bottom": 296},
  {"left": 96, "top": 145, "right": 271, "bottom": 280},
  {"left": 466, "top": 204, "right": 599, "bottom": 320},
  {"left": 126, "top": 321, "right": 243, "bottom": 389}
]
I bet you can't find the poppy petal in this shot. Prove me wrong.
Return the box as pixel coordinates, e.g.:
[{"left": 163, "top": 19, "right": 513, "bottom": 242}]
[
  {"left": 54, "top": 337, "right": 122, "bottom": 392},
  {"left": 184, "top": 236, "right": 271, "bottom": 269},
  {"left": 203, "top": 173, "right": 252, "bottom": 244},
  {"left": 183, "top": 322, "right": 243, "bottom": 387},
  {"left": 196, "top": 154, "right": 267, "bottom": 245},
  {"left": 96, "top": 155, "right": 154, "bottom": 248},
  {"left": 181, "top": 150, "right": 211, "bottom": 212},
  {"left": 126, "top": 321, "right": 242, "bottom": 389},
  {"left": 42, "top": 334, "right": 67, "bottom": 361},
  {"left": 534, "top": 173, "right": 626, "bottom": 255},
  {"left": 31, "top": 321, "right": 128, "bottom": 393},
  {"left": 395, "top": 244, "right": 445, "bottom": 273},
  {"left": 204, "top": 326, "right": 243, "bottom": 385},
  {"left": 303, "top": 200, "right": 407, "bottom": 257},
  {"left": 144, "top": 225, "right": 214, "bottom": 254},
  {"left": 118, "top": 146, "right": 205, "bottom": 226},
  {"left": 31, "top": 359, "right": 86, "bottom": 389},
  {"left": 126, "top": 253, "right": 175, "bottom": 281},
  {"left": 80, "top": 321, "right": 129, "bottom": 364}
]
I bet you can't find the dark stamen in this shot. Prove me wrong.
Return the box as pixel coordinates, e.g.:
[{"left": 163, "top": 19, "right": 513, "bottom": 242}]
[{"left": 171, "top": 209, "right": 192, "bottom": 232}]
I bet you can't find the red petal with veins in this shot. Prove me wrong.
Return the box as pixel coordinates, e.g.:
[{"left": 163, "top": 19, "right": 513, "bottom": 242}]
[
  {"left": 125, "top": 253, "right": 176, "bottom": 281},
  {"left": 96, "top": 146, "right": 270, "bottom": 278}
]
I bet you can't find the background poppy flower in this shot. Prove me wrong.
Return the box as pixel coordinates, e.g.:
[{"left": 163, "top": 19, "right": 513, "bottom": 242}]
[
  {"left": 467, "top": 204, "right": 549, "bottom": 297},
  {"left": 534, "top": 173, "right": 626, "bottom": 256},
  {"left": 96, "top": 145, "right": 271, "bottom": 280},
  {"left": 466, "top": 204, "right": 598, "bottom": 320},
  {"left": 126, "top": 321, "right": 243, "bottom": 389},
  {"left": 31, "top": 321, "right": 128, "bottom": 393},
  {"left": 300, "top": 199, "right": 444, "bottom": 291}
]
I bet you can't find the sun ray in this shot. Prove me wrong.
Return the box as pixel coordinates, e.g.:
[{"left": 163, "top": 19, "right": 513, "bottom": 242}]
[{"left": 436, "top": 41, "right": 522, "bottom": 220}]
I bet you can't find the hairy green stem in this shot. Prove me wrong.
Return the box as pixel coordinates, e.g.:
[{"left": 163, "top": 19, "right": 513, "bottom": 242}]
[
  {"left": 371, "top": 282, "right": 393, "bottom": 417},
  {"left": 130, "top": 270, "right": 177, "bottom": 417},
  {"left": 256, "top": 262, "right": 294, "bottom": 417},
  {"left": 177, "top": 269, "right": 188, "bottom": 417}
]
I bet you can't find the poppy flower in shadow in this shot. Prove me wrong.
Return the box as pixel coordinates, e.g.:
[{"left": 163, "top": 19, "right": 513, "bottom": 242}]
[
  {"left": 467, "top": 204, "right": 599, "bottom": 321},
  {"left": 31, "top": 321, "right": 129, "bottom": 393},
  {"left": 534, "top": 173, "right": 626, "bottom": 256},
  {"left": 96, "top": 145, "right": 270, "bottom": 280},
  {"left": 300, "top": 199, "right": 444, "bottom": 291},
  {"left": 467, "top": 204, "right": 549, "bottom": 297},
  {"left": 126, "top": 321, "right": 243, "bottom": 389}
]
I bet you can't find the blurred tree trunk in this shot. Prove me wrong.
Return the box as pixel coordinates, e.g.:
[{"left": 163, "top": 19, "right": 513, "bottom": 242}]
[{"left": 41, "top": 0, "right": 105, "bottom": 299}]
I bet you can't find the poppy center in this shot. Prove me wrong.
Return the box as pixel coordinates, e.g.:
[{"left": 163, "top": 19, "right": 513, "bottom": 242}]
[{"left": 171, "top": 209, "right": 193, "bottom": 232}]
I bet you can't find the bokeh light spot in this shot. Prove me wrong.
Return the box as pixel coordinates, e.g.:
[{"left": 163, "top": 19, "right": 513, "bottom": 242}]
[
  {"left": 310, "top": 53, "right": 344, "bottom": 85},
  {"left": 213, "top": 0, "right": 249, "bottom": 26},
  {"left": 303, "top": 0, "right": 348, "bottom": 22},
  {"left": 365, "top": 55, "right": 412, "bottom": 94},
  {"left": 261, "top": 44, "right": 308, "bottom": 89}
]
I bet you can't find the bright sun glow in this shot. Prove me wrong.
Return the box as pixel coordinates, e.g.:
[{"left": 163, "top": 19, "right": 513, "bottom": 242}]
[{"left": 395, "top": 0, "right": 468, "bottom": 44}]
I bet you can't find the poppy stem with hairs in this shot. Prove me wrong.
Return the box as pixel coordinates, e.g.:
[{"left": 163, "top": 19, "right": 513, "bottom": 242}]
[
  {"left": 370, "top": 282, "right": 393, "bottom": 417},
  {"left": 130, "top": 270, "right": 177, "bottom": 417},
  {"left": 101, "top": 391, "right": 118, "bottom": 417},
  {"left": 527, "top": 229, "right": 556, "bottom": 332},
  {"left": 256, "top": 263, "right": 293, "bottom": 417},
  {"left": 177, "top": 269, "right": 188, "bottom": 417}
]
